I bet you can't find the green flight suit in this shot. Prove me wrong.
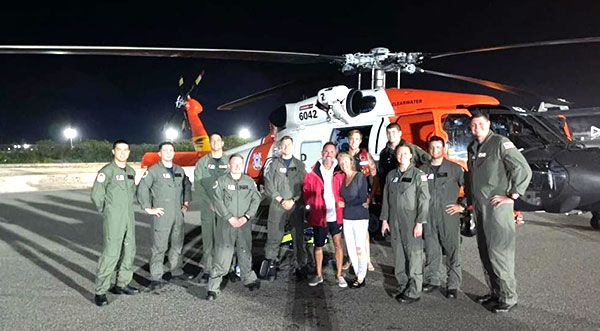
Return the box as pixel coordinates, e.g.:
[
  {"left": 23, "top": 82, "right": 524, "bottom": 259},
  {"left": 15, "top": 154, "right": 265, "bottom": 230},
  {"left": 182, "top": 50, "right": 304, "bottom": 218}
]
[
  {"left": 137, "top": 161, "right": 192, "bottom": 281},
  {"left": 263, "top": 156, "right": 306, "bottom": 267},
  {"left": 466, "top": 131, "right": 532, "bottom": 305},
  {"left": 421, "top": 159, "right": 465, "bottom": 290},
  {"left": 380, "top": 165, "right": 430, "bottom": 298},
  {"left": 91, "top": 161, "right": 137, "bottom": 295},
  {"left": 209, "top": 173, "right": 261, "bottom": 293},
  {"left": 193, "top": 154, "right": 229, "bottom": 274}
]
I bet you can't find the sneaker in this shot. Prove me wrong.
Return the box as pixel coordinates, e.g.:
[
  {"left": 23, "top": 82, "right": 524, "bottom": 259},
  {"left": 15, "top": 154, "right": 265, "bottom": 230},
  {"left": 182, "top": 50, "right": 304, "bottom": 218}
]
[
  {"left": 308, "top": 275, "right": 323, "bottom": 287},
  {"left": 337, "top": 276, "right": 348, "bottom": 288}
]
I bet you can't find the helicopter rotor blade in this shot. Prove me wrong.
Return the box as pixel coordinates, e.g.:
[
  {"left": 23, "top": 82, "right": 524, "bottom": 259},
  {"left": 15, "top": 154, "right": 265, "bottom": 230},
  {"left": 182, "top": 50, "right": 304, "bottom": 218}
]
[
  {"left": 186, "top": 70, "right": 205, "bottom": 97},
  {"left": 217, "top": 75, "right": 339, "bottom": 111},
  {"left": 419, "top": 68, "right": 571, "bottom": 105},
  {"left": 429, "top": 36, "right": 600, "bottom": 60},
  {"left": 0, "top": 45, "right": 344, "bottom": 64}
]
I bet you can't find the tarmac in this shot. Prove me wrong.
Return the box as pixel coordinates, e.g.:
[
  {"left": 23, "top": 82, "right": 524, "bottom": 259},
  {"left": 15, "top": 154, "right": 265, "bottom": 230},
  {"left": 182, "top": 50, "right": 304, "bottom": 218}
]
[{"left": 1, "top": 188, "right": 599, "bottom": 330}]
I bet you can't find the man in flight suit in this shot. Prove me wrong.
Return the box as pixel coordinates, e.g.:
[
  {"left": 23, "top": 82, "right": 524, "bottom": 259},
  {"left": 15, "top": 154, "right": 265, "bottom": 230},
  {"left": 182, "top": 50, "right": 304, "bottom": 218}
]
[
  {"left": 263, "top": 136, "right": 307, "bottom": 280},
  {"left": 421, "top": 136, "right": 465, "bottom": 299},
  {"left": 207, "top": 154, "right": 262, "bottom": 300},
  {"left": 380, "top": 145, "right": 430, "bottom": 303},
  {"left": 138, "top": 142, "right": 193, "bottom": 290},
  {"left": 467, "top": 111, "right": 532, "bottom": 313},
  {"left": 91, "top": 139, "right": 139, "bottom": 306},
  {"left": 193, "top": 132, "right": 229, "bottom": 282}
]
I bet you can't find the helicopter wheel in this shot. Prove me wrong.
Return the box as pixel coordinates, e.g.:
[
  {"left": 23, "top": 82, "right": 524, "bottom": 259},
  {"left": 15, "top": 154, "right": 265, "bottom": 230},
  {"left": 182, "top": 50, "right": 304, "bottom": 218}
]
[{"left": 590, "top": 212, "right": 600, "bottom": 230}]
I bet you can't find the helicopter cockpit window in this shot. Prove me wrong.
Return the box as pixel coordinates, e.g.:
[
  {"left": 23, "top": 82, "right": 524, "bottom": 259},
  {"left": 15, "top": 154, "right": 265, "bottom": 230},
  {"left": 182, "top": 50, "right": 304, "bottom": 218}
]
[
  {"left": 488, "top": 113, "right": 566, "bottom": 149},
  {"left": 442, "top": 114, "right": 471, "bottom": 161},
  {"left": 330, "top": 126, "right": 371, "bottom": 153}
]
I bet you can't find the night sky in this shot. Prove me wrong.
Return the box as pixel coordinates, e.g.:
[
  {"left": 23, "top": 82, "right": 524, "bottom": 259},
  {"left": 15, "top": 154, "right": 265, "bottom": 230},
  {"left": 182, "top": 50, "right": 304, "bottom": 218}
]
[{"left": 1, "top": 2, "right": 600, "bottom": 144}]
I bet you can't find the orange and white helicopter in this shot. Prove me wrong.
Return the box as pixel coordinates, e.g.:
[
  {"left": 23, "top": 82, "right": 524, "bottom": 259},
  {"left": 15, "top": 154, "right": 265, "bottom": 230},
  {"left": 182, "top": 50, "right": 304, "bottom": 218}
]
[{"left": 3, "top": 37, "right": 600, "bottom": 229}]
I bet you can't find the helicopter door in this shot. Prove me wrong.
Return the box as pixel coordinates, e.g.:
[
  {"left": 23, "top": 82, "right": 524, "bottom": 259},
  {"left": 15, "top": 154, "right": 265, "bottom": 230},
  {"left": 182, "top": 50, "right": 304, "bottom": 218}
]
[{"left": 300, "top": 140, "right": 322, "bottom": 168}]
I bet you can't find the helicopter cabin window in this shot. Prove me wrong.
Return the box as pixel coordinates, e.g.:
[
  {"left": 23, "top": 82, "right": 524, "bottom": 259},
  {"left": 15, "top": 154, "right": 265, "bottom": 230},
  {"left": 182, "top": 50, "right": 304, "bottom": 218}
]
[
  {"left": 442, "top": 114, "right": 471, "bottom": 161},
  {"left": 488, "top": 113, "right": 565, "bottom": 149},
  {"left": 330, "top": 126, "right": 372, "bottom": 154},
  {"left": 300, "top": 141, "right": 322, "bottom": 168},
  {"left": 398, "top": 113, "right": 434, "bottom": 151}
]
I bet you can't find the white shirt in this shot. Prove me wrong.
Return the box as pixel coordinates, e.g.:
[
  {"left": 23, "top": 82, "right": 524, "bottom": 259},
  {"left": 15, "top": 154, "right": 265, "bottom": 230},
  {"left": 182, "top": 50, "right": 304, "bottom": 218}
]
[{"left": 319, "top": 158, "right": 338, "bottom": 223}]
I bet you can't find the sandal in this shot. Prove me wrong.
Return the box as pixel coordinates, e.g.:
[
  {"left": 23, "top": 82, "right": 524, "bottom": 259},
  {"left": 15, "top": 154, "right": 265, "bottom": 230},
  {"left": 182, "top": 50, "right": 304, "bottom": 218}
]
[{"left": 350, "top": 278, "right": 366, "bottom": 288}]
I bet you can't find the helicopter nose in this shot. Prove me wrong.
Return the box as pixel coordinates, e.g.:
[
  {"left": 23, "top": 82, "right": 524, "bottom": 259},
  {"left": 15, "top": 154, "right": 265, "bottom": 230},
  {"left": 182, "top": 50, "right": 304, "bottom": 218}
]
[{"left": 528, "top": 148, "right": 600, "bottom": 213}]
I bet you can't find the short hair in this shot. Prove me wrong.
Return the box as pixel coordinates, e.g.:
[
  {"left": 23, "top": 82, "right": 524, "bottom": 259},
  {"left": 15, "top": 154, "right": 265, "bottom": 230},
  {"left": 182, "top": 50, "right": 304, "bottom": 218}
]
[
  {"left": 395, "top": 143, "right": 414, "bottom": 156},
  {"left": 347, "top": 129, "right": 362, "bottom": 139},
  {"left": 428, "top": 135, "right": 446, "bottom": 147},
  {"left": 158, "top": 141, "right": 174, "bottom": 151},
  {"left": 322, "top": 142, "right": 336, "bottom": 151},
  {"left": 337, "top": 152, "right": 356, "bottom": 170},
  {"left": 229, "top": 153, "right": 244, "bottom": 162},
  {"left": 209, "top": 132, "right": 223, "bottom": 140},
  {"left": 280, "top": 136, "right": 293, "bottom": 144},
  {"left": 471, "top": 110, "right": 490, "bottom": 121},
  {"left": 112, "top": 139, "right": 129, "bottom": 150},
  {"left": 386, "top": 123, "right": 401, "bottom": 131}
]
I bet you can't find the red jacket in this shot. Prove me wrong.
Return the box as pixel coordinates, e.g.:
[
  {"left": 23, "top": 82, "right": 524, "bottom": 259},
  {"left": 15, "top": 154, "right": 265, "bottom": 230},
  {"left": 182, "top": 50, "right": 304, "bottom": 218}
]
[{"left": 302, "top": 161, "right": 344, "bottom": 227}]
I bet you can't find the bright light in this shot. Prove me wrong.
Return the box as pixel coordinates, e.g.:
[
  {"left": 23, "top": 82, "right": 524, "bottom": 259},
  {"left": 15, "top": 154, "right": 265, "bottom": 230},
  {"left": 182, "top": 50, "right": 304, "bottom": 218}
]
[
  {"left": 63, "top": 127, "right": 77, "bottom": 140},
  {"left": 165, "top": 128, "right": 179, "bottom": 141},
  {"left": 239, "top": 128, "right": 251, "bottom": 139},
  {"left": 23, "top": 144, "right": 30, "bottom": 149}
]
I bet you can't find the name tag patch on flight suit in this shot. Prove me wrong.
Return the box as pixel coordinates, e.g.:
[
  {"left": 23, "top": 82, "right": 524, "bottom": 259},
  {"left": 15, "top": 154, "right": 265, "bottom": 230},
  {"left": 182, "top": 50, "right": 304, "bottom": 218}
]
[
  {"left": 437, "top": 172, "right": 448, "bottom": 178},
  {"left": 421, "top": 174, "right": 428, "bottom": 182},
  {"left": 239, "top": 185, "right": 249, "bottom": 190},
  {"left": 402, "top": 178, "right": 412, "bottom": 183},
  {"left": 279, "top": 167, "right": 287, "bottom": 173},
  {"left": 127, "top": 174, "right": 134, "bottom": 180},
  {"left": 227, "top": 184, "right": 236, "bottom": 191},
  {"left": 163, "top": 173, "right": 171, "bottom": 179},
  {"left": 218, "top": 165, "right": 228, "bottom": 169},
  {"left": 97, "top": 173, "right": 106, "bottom": 183},
  {"left": 207, "top": 164, "right": 215, "bottom": 169},
  {"left": 174, "top": 173, "right": 182, "bottom": 177},
  {"left": 503, "top": 141, "right": 515, "bottom": 149},
  {"left": 116, "top": 174, "right": 125, "bottom": 181},
  {"left": 478, "top": 152, "right": 487, "bottom": 158}
]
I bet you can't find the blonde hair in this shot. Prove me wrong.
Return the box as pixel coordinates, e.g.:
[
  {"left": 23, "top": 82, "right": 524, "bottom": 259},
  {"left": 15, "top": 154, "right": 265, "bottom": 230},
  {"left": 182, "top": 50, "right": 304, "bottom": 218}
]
[{"left": 337, "top": 152, "right": 356, "bottom": 170}]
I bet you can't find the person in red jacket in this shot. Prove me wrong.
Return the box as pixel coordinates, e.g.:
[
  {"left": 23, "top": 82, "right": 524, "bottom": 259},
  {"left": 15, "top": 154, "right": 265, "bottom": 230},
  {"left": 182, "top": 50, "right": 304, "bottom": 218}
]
[{"left": 303, "top": 142, "right": 347, "bottom": 288}]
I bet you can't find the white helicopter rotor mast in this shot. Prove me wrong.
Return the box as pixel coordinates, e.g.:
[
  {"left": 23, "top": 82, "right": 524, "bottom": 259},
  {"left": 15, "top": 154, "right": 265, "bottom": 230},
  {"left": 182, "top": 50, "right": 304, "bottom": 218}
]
[{"left": 341, "top": 47, "right": 422, "bottom": 90}]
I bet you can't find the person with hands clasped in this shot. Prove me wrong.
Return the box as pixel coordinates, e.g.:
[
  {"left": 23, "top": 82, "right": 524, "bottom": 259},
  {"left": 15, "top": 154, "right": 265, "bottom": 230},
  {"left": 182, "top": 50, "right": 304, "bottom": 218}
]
[
  {"left": 380, "top": 145, "right": 430, "bottom": 304},
  {"left": 337, "top": 152, "right": 370, "bottom": 288},
  {"left": 206, "top": 154, "right": 262, "bottom": 300}
]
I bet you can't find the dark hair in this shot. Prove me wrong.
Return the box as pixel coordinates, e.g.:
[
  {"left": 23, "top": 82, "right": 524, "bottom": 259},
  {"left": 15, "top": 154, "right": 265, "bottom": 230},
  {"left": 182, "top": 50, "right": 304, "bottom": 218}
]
[
  {"left": 395, "top": 143, "right": 414, "bottom": 156},
  {"left": 322, "top": 142, "right": 336, "bottom": 150},
  {"left": 428, "top": 135, "right": 445, "bottom": 147},
  {"left": 112, "top": 139, "right": 129, "bottom": 149},
  {"left": 471, "top": 110, "right": 490, "bottom": 121},
  {"left": 229, "top": 153, "right": 244, "bottom": 162},
  {"left": 280, "top": 136, "right": 293, "bottom": 144},
  {"left": 158, "top": 141, "right": 174, "bottom": 151},
  {"left": 386, "top": 123, "right": 401, "bottom": 131},
  {"left": 209, "top": 132, "right": 223, "bottom": 140}
]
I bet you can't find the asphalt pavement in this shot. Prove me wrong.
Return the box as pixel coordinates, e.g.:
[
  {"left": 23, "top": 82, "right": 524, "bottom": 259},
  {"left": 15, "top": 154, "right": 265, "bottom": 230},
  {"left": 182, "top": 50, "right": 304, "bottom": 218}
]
[{"left": 0, "top": 189, "right": 599, "bottom": 330}]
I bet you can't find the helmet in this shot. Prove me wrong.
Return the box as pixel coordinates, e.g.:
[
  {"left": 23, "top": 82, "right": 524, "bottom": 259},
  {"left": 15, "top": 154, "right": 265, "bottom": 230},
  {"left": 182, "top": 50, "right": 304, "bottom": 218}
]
[{"left": 460, "top": 211, "right": 477, "bottom": 237}]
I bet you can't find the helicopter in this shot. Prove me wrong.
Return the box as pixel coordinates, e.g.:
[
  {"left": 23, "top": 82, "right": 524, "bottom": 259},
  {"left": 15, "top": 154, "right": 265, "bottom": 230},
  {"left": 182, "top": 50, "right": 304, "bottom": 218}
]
[{"left": 2, "top": 37, "right": 600, "bottom": 230}]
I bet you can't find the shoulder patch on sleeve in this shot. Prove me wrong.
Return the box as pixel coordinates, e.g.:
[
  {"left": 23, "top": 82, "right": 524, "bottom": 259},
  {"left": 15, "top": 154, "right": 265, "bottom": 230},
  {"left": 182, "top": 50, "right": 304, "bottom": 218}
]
[
  {"left": 97, "top": 173, "right": 106, "bottom": 183},
  {"left": 503, "top": 141, "right": 515, "bottom": 150}
]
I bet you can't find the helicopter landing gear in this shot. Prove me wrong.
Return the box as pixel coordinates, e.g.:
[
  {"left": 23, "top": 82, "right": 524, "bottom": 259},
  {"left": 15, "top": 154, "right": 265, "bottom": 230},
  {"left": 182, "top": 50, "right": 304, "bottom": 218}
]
[{"left": 590, "top": 212, "right": 600, "bottom": 230}]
